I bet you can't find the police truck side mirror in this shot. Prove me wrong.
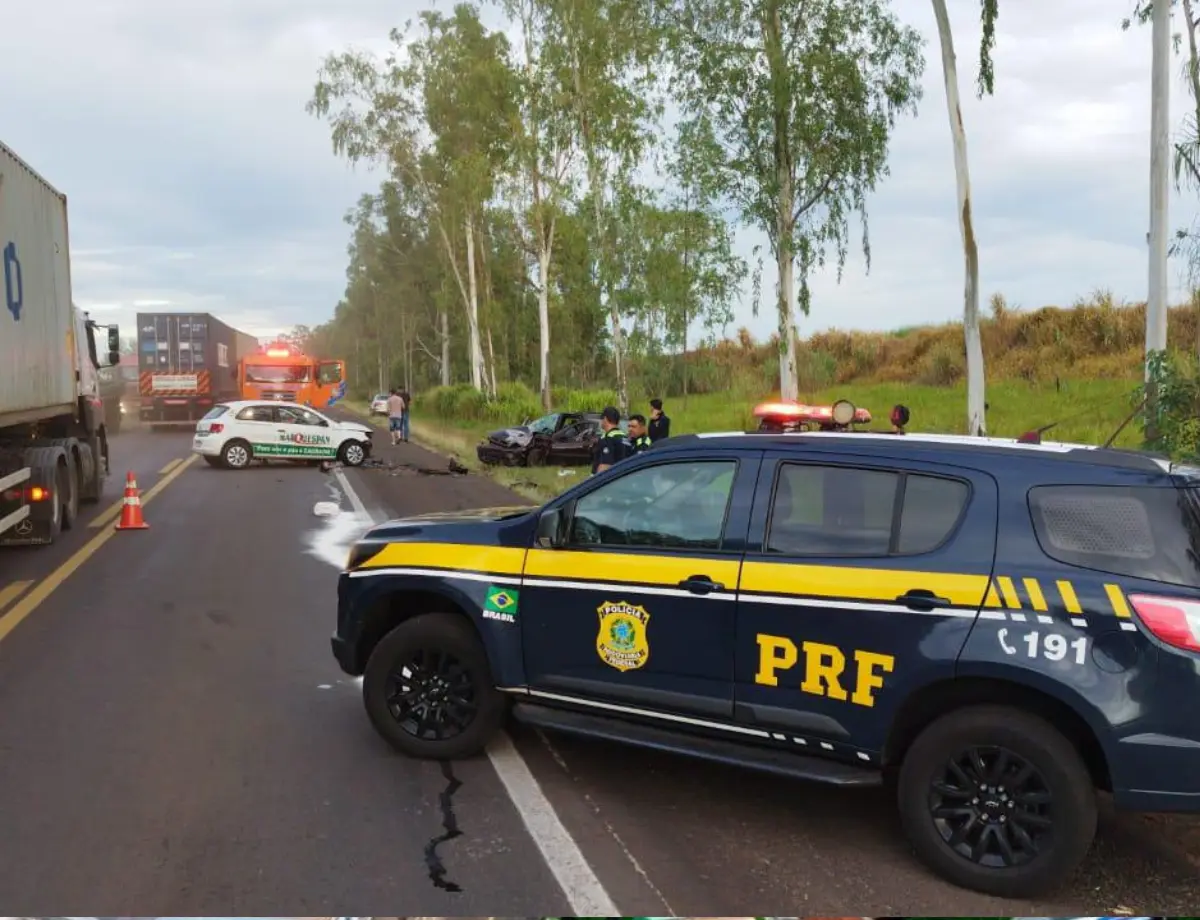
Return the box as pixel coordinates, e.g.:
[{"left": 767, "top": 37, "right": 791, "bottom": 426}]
[
  {"left": 107, "top": 325, "right": 120, "bottom": 362},
  {"left": 536, "top": 507, "right": 564, "bottom": 548}
]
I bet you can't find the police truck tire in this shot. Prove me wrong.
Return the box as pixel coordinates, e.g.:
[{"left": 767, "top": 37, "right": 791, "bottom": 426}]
[
  {"left": 896, "top": 704, "right": 1097, "bottom": 898},
  {"left": 362, "top": 612, "right": 506, "bottom": 761}
]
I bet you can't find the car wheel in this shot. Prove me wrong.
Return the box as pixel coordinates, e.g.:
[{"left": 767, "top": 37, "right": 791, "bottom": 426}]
[
  {"left": 897, "top": 704, "right": 1097, "bottom": 898},
  {"left": 362, "top": 612, "right": 507, "bottom": 760},
  {"left": 527, "top": 445, "right": 548, "bottom": 467},
  {"left": 221, "top": 439, "right": 252, "bottom": 470},
  {"left": 339, "top": 440, "right": 367, "bottom": 467}
]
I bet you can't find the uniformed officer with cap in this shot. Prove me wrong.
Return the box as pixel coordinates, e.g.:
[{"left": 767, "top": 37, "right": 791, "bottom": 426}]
[
  {"left": 592, "top": 406, "right": 631, "bottom": 474},
  {"left": 627, "top": 414, "right": 652, "bottom": 455}
]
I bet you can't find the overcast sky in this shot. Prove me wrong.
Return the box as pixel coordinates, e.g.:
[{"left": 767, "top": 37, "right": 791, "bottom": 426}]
[{"left": 0, "top": 0, "right": 1191, "bottom": 344}]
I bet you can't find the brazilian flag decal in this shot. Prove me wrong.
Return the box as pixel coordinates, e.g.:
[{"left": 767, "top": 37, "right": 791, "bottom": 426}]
[{"left": 484, "top": 586, "right": 519, "bottom": 615}]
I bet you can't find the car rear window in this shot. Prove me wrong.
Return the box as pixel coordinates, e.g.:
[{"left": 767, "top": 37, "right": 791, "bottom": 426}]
[
  {"left": 766, "top": 463, "right": 970, "bottom": 557},
  {"left": 1028, "top": 484, "right": 1200, "bottom": 587},
  {"left": 201, "top": 405, "right": 229, "bottom": 420}
]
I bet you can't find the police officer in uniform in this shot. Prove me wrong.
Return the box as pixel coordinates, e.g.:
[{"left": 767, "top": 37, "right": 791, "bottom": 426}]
[
  {"left": 627, "top": 414, "right": 652, "bottom": 454},
  {"left": 592, "top": 406, "right": 630, "bottom": 474}
]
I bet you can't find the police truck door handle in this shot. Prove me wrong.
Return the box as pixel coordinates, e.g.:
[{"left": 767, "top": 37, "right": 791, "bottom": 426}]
[
  {"left": 678, "top": 575, "right": 724, "bottom": 594},
  {"left": 896, "top": 589, "right": 951, "bottom": 610}
]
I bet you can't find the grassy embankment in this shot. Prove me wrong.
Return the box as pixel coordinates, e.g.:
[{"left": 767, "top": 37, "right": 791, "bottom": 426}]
[{"left": 349, "top": 295, "right": 1197, "bottom": 502}]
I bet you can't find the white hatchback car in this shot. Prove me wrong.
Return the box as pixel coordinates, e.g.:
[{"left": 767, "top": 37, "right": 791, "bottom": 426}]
[
  {"left": 193, "top": 400, "right": 374, "bottom": 469},
  {"left": 369, "top": 393, "right": 389, "bottom": 416}
]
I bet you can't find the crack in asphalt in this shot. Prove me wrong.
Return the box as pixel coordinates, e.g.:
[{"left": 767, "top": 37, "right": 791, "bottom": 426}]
[{"left": 424, "top": 759, "right": 464, "bottom": 893}]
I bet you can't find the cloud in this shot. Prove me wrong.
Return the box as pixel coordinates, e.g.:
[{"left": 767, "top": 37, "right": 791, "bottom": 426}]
[{"left": 0, "top": 0, "right": 1193, "bottom": 349}]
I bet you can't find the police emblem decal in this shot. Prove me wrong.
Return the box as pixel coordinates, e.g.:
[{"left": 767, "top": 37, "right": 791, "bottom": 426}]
[{"left": 596, "top": 600, "right": 650, "bottom": 672}]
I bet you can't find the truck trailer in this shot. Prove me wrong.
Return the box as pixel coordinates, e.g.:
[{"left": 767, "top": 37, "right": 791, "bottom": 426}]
[
  {"left": 136, "top": 312, "right": 258, "bottom": 427},
  {"left": 0, "top": 140, "right": 121, "bottom": 546}
]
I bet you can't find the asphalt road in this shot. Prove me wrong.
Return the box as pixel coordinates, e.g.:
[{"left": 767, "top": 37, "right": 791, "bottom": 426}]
[{"left": 0, "top": 417, "right": 1197, "bottom": 914}]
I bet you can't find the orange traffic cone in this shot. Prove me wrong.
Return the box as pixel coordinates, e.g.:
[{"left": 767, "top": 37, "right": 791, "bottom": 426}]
[{"left": 114, "top": 471, "right": 149, "bottom": 530}]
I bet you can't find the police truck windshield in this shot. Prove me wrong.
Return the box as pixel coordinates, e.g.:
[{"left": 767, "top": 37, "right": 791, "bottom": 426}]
[{"left": 245, "top": 365, "right": 311, "bottom": 384}]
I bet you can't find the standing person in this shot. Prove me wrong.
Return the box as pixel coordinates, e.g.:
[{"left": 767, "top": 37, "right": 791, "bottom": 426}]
[
  {"left": 399, "top": 388, "right": 412, "bottom": 443},
  {"left": 387, "top": 388, "right": 406, "bottom": 446},
  {"left": 648, "top": 398, "right": 671, "bottom": 442},
  {"left": 592, "top": 406, "right": 630, "bottom": 475},
  {"left": 627, "top": 414, "right": 652, "bottom": 454}
]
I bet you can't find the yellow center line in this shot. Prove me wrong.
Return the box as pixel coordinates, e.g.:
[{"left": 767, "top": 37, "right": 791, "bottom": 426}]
[
  {"left": 159, "top": 458, "right": 182, "bottom": 475},
  {"left": 0, "top": 454, "right": 197, "bottom": 645},
  {"left": 0, "top": 580, "right": 33, "bottom": 614}
]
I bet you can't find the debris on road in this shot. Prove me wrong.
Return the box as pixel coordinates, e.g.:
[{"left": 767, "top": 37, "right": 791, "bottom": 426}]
[
  {"left": 346, "top": 457, "right": 470, "bottom": 477},
  {"left": 312, "top": 501, "right": 341, "bottom": 517}
]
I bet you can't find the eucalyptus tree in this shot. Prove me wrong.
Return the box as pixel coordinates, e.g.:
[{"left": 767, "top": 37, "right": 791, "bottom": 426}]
[
  {"left": 501, "top": 0, "right": 579, "bottom": 409},
  {"left": 307, "top": 3, "right": 518, "bottom": 395},
  {"left": 543, "top": 0, "right": 663, "bottom": 412},
  {"left": 930, "top": 0, "right": 998, "bottom": 435},
  {"left": 659, "top": 0, "right": 925, "bottom": 400}
]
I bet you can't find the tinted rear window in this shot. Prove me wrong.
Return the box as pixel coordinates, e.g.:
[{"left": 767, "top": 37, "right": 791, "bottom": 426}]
[
  {"left": 766, "top": 463, "right": 970, "bottom": 557},
  {"left": 202, "top": 406, "right": 229, "bottom": 420},
  {"left": 1028, "top": 484, "right": 1200, "bottom": 587}
]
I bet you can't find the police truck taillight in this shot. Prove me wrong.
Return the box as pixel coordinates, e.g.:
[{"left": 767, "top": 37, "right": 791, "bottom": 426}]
[{"left": 1127, "top": 594, "right": 1200, "bottom": 652}]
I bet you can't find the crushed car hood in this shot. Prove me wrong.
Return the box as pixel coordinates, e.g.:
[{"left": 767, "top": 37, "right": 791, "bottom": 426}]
[{"left": 486, "top": 426, "right": 534, "bottom": 448}]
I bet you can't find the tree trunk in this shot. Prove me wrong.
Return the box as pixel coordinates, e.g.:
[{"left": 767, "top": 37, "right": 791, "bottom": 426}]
[
  {"left": 570, "top": 38, "right": 627, "bottom": 414},
  {"left": 440, "top": 307, "right": 450, "bottom": 387},
  {"left": 377, "top": 338, "right": 386, "bottom": 395},
  {"left": 487, "top": 326, "right": 499, "bottom": 396},
  {"left": 932, "top": 0, "right": 986, "bottom": 435},
  {"left": 464, "top": 218, "right": 485, "bottom": 391},
  {"left": 537, "top": 233, "right": 553, "bottom": 411},
  {"left": 766, "top": 0, "right": 799, "bottom": 402}
]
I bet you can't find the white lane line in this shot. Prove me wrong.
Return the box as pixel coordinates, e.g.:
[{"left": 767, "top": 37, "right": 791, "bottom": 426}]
[
  {"left": 333, "top": 466, "right": 370, "bottom": 518},
  {"left": 487, "top": 731, "right": 619, "bottom": 914},
  {"left": 334, "top": 470, "right": 619, "bottom": 915}
]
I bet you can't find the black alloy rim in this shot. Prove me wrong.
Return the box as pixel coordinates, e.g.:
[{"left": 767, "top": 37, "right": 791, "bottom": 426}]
[
  {"left": 384, "top": 647, "right": 478, "bottom": 740},
  {"left": 928, "top": 745, "right": 1054, "bottom": 868}
]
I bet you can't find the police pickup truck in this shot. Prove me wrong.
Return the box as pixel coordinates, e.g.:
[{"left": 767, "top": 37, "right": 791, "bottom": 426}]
[{"left": 331, "top": 427, "right": 1200, "bottom": 897}]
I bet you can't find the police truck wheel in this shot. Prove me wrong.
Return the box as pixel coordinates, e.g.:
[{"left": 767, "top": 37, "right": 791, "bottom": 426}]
[
  {"left": 222, "top": 439, "right": 252, "bottom": 470},
  {"left": 339, "top": 441, "right": 366, "bottom": 467},
  {"left": 362, "top": 612, "right": 506, "bottom": 760},
  {"left": 896, "top": 704, "right": 1096, "bottom": 898}
]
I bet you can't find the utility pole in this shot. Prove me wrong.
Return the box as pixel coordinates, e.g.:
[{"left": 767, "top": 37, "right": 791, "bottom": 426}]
[{"left": 1146, "top": 0, "right": 1172, "bottom": 442}]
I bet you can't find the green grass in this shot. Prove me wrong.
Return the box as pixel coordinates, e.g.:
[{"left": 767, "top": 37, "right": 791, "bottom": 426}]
[{"left": 346, "top": 378, "right": 1147, "bottom": 503}]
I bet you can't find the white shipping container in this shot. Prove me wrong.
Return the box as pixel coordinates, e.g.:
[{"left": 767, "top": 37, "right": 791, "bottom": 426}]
[{"left": 0, "top": 141, "right": 77, "bottom": 420}]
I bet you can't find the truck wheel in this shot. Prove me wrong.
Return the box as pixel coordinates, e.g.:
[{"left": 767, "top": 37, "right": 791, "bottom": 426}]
[
  {"left": 59, "top": 455, "right": 79, "bottom": 531},
  {"left": 362, "top": 612, "right": 507, "bottom": 760},
  {"left": 23, "top": 448, "right": 66, "bottom": 543},
  {"left": 338, "top": 440, "right": 366, "bottom": 467},
  {"left": 221, "top": 439, "right": 252, "bottom": 469},
  {"left": 896, "top": 704, "right": 1097, "bottom": 898}
]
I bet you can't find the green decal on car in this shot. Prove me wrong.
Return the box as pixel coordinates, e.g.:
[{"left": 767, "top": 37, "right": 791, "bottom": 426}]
[
  {"left": 251, "top": 442, "right": 338, "bottom": 458},
  {"left": 483, "top": 586, "right": 518, "bottom": 623}
]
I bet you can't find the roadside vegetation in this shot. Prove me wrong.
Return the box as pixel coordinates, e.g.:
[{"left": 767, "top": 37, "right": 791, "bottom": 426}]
[
  {"left": 342, "top": 292, "right": 1200, "bottom": 501},
  {"left": 305, "top": 0, "right": 1200, "bottom": 497}
]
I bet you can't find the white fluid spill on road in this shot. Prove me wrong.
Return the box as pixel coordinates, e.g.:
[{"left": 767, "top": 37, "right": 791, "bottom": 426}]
[
  {"left": 304, "top": 507, "right": 374, "bottom": 569},
  {"left": 305, "top": 481, "right": 375, "bottom": 569}
]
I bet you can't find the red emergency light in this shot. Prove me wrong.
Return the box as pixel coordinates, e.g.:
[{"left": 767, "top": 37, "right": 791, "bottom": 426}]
[
  {"left": 262, "top": 343, "right": 291, "bottom": 357},
  {"left": 753, "top": 399, "right": 871, "bottom": 430}
]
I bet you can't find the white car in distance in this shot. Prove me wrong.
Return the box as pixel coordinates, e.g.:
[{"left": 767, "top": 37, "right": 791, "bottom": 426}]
[
  {"left": 369, "top": 393, "right": 389, "bottom": 416},
  {"left": 193, "top": 400, "right": 374, "bottom": 469}
]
